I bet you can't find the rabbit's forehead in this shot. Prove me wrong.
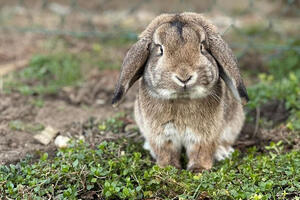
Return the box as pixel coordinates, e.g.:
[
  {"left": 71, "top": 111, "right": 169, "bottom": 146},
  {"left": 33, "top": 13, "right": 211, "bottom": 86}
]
[{"left": 153, "top": 22, "right": 201, "bottom": 51}]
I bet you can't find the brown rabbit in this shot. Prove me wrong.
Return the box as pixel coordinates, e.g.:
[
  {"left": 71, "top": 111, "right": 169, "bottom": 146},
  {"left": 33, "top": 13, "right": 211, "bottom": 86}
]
[{"left": 112, "top": 12, "right": 248, "bottom": 172}]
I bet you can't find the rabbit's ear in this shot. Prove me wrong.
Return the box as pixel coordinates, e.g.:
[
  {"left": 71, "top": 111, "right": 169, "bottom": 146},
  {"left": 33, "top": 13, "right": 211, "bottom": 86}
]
[
  {"left": 204, "top": 31, "right": 249, "bottom": 102},
  {"left": 207, "top": 33, "right": 249, "bottom": 103},
  {"left": 112, "top": 38, "right": 151, "bottom": 107}
]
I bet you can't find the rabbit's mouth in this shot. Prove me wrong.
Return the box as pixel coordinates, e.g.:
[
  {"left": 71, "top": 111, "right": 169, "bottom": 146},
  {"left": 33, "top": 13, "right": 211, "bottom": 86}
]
[
  {"left": 176, "top": 92, "right": 190, "bottom": 98},
  {"left": 148, "top": 86, "right": 208, "bottom": 100},
  {"left": 174, "top": 86, "right": 208, "bottom": 99}
]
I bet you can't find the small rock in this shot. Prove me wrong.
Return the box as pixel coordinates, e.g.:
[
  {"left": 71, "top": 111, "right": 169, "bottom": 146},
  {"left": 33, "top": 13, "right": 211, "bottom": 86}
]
[
  {"left": 34, "top": 126, "right": 58, "bottom": 145},
  {"left": 96, "top": 99, "right": 106, "bottom": 105},
  {"left": 54, "top": 135, "right": 70, "bottom": 148}
]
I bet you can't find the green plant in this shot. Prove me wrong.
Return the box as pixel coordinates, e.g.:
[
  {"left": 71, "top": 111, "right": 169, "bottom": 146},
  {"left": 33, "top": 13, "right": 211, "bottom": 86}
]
[
  {"left": 4, "top": 53, "right": 82, "bottom": 95},
  {"left": 246, "top": 72, "right": 300, "bottom": 131},
  {"left": 0, "top": 139, "right": 299, "bottom": 200},
  {"left": 98, "top": 113, "right": 126, "bottom": 134}
]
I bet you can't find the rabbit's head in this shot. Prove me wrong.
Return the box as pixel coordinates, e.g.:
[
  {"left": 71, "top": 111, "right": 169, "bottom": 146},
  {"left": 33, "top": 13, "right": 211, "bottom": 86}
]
[{"left": 112, "top": 13, "right": 248, "bottom": 105}]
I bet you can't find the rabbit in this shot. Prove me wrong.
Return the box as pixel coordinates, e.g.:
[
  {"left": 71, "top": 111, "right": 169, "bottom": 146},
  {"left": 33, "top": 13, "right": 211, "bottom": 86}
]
[{"left": 112, "top": 12, "right": 249, "bottom": 172}]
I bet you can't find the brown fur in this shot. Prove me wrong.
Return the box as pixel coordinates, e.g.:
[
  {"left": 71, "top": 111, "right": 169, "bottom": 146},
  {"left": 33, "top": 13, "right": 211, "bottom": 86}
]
[
  {"left": 149, "top": 138, "right": 181, "bottom": 169},
  {"left": 113, "top": 12, "right": 248, "bottom": 171},
  {"left": 187, "top": 142, "right": 216, "bottom": 171}
]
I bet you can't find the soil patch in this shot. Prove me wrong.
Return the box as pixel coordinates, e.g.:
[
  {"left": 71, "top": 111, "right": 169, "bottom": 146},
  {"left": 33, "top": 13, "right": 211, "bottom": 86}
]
[{"left": 0, "top": 69, "right": 137, "bottom": 165}]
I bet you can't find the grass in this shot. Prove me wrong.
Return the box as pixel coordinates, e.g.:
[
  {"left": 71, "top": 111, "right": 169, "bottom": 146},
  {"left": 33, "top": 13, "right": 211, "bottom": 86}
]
[
  {"left": 0, "top": 139, "right": 299, "bottom": 200},
  {"left": 4, "top": 53, "right": 82, "bottom": 95}
]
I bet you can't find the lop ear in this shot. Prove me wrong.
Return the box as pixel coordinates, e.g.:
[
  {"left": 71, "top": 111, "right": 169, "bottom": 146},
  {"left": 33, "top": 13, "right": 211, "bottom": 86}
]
[
  {"left": 181, "top": 12, "right": 249, "bottom": 102},
  {"left": 207, "top": 33, "right": 249, "bottom": 103},
  {"left": 112, "top": 38, "right": 151, "bottom": 107}
]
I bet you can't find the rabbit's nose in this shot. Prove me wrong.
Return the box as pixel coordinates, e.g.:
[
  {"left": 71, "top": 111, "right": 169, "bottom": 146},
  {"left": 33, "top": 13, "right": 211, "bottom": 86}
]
[
  {"left": 172, "top": 74, "right": 196, "bottom": 87},
  {"left": 176, "top": 75, "right": 192, "bottom": 84}
]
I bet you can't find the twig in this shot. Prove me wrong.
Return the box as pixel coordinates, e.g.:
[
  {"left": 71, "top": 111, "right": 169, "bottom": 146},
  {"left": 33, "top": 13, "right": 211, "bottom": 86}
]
[{"left": 253, "top": 106, "right": 260, "bottom": 138}]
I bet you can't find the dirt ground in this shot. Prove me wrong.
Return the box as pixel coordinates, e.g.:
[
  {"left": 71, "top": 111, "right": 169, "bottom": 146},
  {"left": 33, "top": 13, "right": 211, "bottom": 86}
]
[{"left": 0, "top": 0, "right": 299, "bottom": 165}]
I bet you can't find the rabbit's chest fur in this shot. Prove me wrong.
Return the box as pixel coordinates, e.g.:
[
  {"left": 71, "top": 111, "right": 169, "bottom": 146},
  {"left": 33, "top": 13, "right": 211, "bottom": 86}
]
[
  {"left": 136, "top": 81, "right": 225, "bottom": 146},
  {"left": 161, "top": 122, "right": 207, "bottom": 148}
]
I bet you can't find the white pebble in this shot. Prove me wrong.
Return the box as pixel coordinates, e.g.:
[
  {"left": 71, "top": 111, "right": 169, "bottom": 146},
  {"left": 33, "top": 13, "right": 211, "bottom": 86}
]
[{"left": 54, "top": 135, "right": 70, "bottom": 148}]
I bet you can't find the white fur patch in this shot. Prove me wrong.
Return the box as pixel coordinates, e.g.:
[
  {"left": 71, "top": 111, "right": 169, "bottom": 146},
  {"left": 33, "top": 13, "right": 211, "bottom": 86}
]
[
  {"left": 214, "top": 146, "right": 234, "bottom": 161},
  {"left": 187, "top": 73, "right": 198, "bottom": 86},
  {"left": 146, "top": 87, "right": 177, "bottom": 99},
  {"left": 157, "top": 89, "right": 177, "bottom": 99},
  {"left": 189, "top": 86, "right": 207, "bottom": 99},
  {"left": 182, "top": 127, "right": 201, "bottom": 145},
  {"left": 148, "top": 86, "right": 207, "bottom": 100},
  {"left": 161, "top": 122, "right": 181, "bottom": 148},
  {"left": 164, "top": 123, "right": 177, "bottom": 137},
  {"left": 143, "top": 141, "right": 156, "bottom": 158},
  {"left": 220, "top": 126, "right": 236, "bottom": 144},
  {"left": 160, "top": 123, "right": 201, "bottom": 148}
]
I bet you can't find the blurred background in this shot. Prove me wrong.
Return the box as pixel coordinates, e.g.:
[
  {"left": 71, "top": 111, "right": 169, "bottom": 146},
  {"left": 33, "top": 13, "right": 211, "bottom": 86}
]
[
  {"left": 1, "top": 0, "right": 299, "bottom": 74},
  {"left": 0, "top": 0, "right": 299, "bottom": 164}
]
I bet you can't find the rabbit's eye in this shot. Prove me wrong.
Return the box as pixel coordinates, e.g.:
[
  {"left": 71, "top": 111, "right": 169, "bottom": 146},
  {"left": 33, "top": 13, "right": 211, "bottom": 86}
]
[
  {"left": 155, "top": 44, "right": 163, "bottom": 56},
  {"left": 200, "top": 43, "right": 205, "bottom": 53}
]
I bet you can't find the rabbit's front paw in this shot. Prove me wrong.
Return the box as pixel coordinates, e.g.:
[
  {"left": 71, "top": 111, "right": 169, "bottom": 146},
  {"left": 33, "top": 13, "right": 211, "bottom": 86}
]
[
  {"left": 214, "top": 145, "right": 234, "bottom": 161},
  {"left": 152, "top": 141, "right": 181, "bottom": 169},
  {"left": 186, "top": 143, "right": 214, "bottom": 172},
  {"left": 187, "top": 163, "right": 212, "bottom": 173},
  {"left": 157, "top": 158, "right": 181, "bottom": 169}
]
